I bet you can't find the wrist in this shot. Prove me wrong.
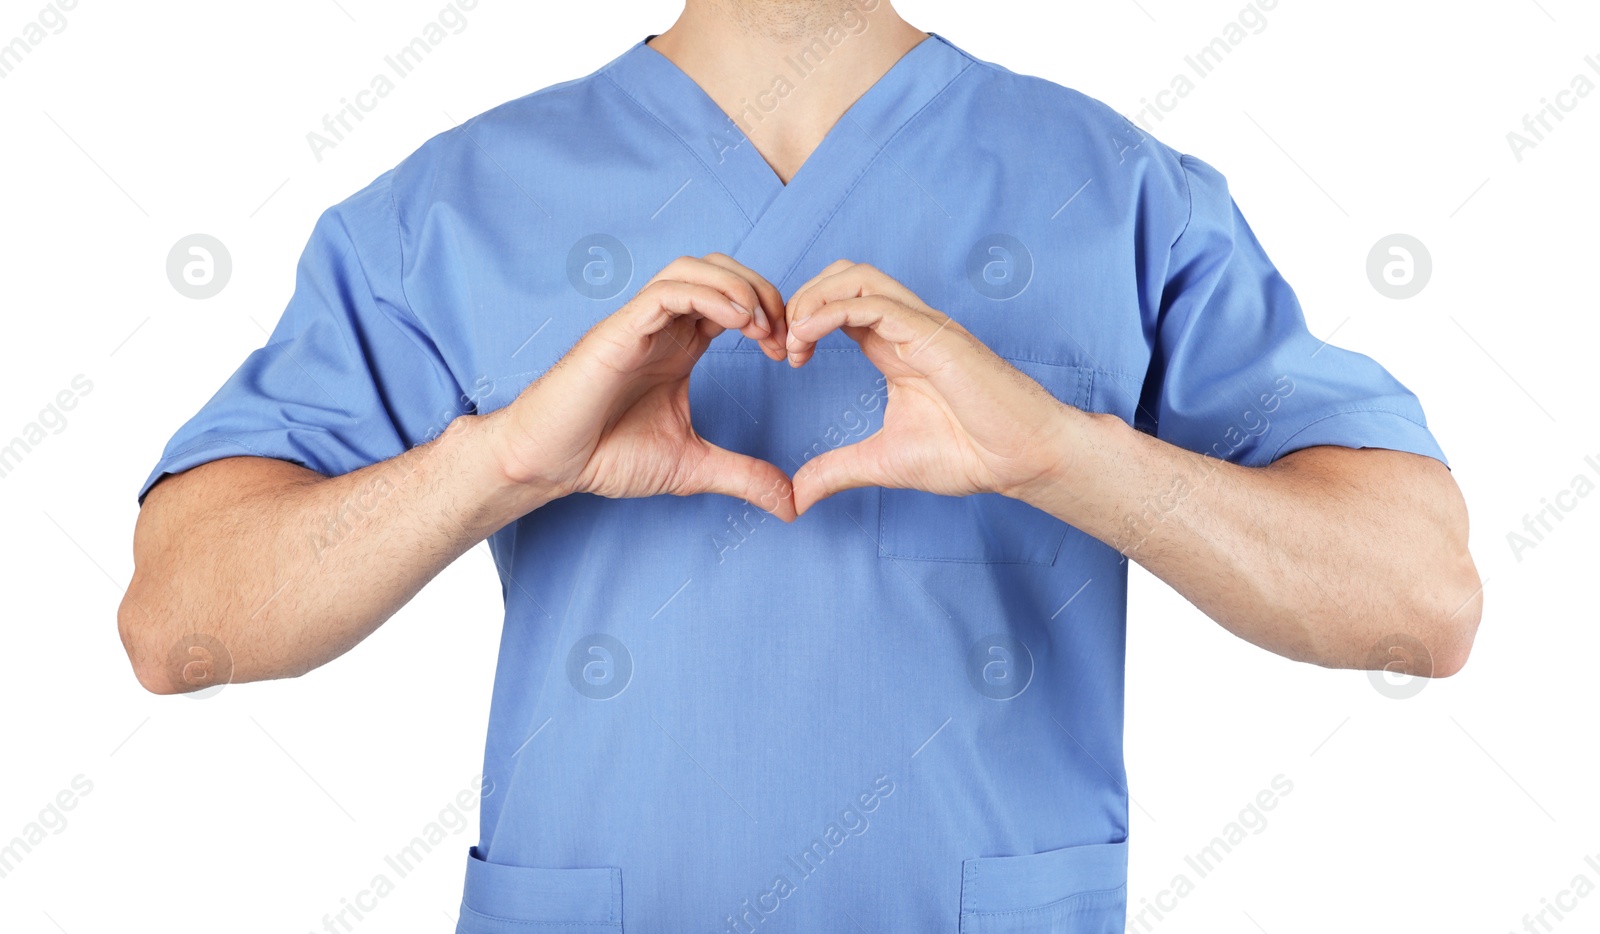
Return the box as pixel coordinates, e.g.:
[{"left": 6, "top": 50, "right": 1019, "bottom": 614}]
[
  {"left": 442, "top": 410, "right": 567, "bottom": 532},
  {"left": 1004, "top": 403, "right": 1117, "bottom": 518}
]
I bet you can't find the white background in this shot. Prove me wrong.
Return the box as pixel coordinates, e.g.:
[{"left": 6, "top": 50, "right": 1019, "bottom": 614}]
[{"left": 1, "top": 1, "right": 1595, "bottom": 932}]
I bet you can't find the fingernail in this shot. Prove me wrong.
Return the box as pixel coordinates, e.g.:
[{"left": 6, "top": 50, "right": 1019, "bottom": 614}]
[
  {"left": 792, "top": 314, "right": 810, "bottom": 328},
  {"left": 753, "top": 304, "right": 770, "bottom": 332},
  {"left": 731, "top": 300, "right": 751, "bottom": 319}
]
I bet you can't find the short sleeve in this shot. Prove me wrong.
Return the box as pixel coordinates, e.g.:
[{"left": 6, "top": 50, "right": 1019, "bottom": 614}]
[
  {"left": 137, "top": 171, "right": 466, "bottom": 504},
  {"left": 1136, "top": 153, "right": 1447, "bottom": 469}
]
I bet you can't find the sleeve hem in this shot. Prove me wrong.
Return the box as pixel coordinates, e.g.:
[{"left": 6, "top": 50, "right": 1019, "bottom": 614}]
[
  {"left": 1268, "top": 408, "right": 1448, "bottom": 469},
  {"left": 137, "top": 437, "right": 312, "bottom": 505}
]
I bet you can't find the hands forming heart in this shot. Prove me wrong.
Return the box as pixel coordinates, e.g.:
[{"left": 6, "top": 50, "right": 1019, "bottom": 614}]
[{"left": 487, "top": 253, "right": 1076, "bottom": 524}]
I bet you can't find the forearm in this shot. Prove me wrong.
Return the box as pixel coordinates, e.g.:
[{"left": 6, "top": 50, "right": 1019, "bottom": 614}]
[
  {"left": 1015, "top": 408, "right": 1482, "bottom": 674},
  {"left": 119, "top": 254, "right": 796, "bottom": 694},
  {"left": 119, "top": 413, "right": 551, "bottom": 693}
]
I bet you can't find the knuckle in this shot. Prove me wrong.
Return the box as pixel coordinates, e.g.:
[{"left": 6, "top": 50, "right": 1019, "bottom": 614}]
[
  {"left": 639, "top": 279, "right": 673, "bottom": 303},
  {"left": 646, "top": 281, "right": 689, "bottom": 316},
  {"left": 657, "top": 255, "right": 696, "bottom": 278}
]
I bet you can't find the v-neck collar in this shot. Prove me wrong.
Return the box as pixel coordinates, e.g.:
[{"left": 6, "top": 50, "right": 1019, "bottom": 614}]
[{"left": 602, "top": 31, "right": 973, "bottom": 280}]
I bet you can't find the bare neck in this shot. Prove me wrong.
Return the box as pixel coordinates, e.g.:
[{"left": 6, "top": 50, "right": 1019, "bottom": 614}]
[{"left": 648, "top": 0, "right": 927, "bottom": 183}]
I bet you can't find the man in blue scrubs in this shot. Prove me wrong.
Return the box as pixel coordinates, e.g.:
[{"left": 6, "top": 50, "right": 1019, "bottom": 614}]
[{"left": 120, "top": 1, "right": 1483, "bottom": 930}]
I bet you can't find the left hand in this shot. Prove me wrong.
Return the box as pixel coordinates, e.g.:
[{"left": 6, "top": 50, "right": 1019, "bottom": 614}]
[{"left": 783, "top": 260, "right": 1080, "bottom": 515}]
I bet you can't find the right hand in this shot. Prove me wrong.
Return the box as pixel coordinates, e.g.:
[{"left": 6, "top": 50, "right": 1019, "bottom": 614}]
[{"left": 485, "top": 253, "right": 797, "bottom": 521}]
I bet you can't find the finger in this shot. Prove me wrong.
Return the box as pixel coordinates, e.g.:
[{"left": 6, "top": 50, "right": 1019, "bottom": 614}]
[
  {"left": 644, "top": 256, "right": 771, "bottom": 342},
  {"left": 699, "top": 253, "right": 789, "bottom": 360},
  {"left": 786, "top": 258, "right": 858, "bottom": 311},
  {"left": 786, "top": 261, "right": 926, "bottom": 329},
  {"left": 685, "top": 442, "right": 798, "bottom": 523},
  {"left": 784, "top": 263, "right": 938, "bottom": 367},
  {"left": 786, "top": 294, "right": 964, "bottom": 373},
  {"left": 791, "top": 434, "right": 889, "bottom": 516},
  {"left": 623, "top": 280, "right": 757, "bottom": 342},
  {"left": 782, "top": 259, "right": 859, "bottom": 359}
]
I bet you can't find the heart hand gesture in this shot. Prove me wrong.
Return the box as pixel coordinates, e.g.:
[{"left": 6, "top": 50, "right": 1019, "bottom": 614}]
[
  {"left": 781, "top": 260, "right": 1073, "bottom": 516},
  {"left": 488, "top": 253, "right": 798, "bottom": 521}
]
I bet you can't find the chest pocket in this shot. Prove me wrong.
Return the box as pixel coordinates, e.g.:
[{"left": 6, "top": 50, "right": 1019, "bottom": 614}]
[
  {"left": 958, "top": 840, "right": 1128, "bottom": 933},
  {"left": 456, "top": 847, "right": 623, "bottom": 934},
  {"left": 878, "top": 359, "right": 1093, "bottom": 566}
]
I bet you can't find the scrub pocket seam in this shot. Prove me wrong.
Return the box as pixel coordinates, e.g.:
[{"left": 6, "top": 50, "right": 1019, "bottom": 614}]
[
  {"left": 963, "top": 879, "right": 1127, "bottom": 918},
  {"left": 459, "top": 903, "right": 621, "bottom": 928}
]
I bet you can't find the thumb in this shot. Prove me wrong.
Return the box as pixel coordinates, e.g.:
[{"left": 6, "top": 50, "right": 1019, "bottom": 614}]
[
  {"left": 686, "top": 442, "right": 797, "bottom": 523},
  {"left": 792, "top": 435, "right": 888, "bottom": 516}
]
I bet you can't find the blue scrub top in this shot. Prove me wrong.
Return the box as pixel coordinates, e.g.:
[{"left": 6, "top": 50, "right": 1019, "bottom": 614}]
[{"left": 139, "top": 34, "right": 1446, "bottom": 934}]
